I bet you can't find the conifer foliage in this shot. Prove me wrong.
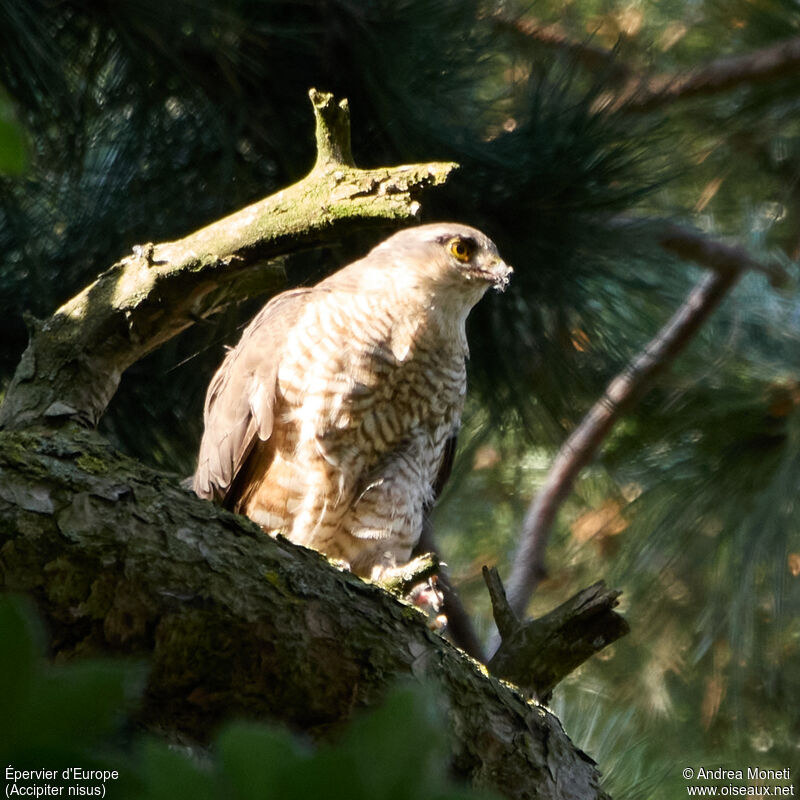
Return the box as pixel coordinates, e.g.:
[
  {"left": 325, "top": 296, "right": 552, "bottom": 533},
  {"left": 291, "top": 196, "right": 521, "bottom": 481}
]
[{"left": 1, "top": 1, "right": 798, "bottom": 797}]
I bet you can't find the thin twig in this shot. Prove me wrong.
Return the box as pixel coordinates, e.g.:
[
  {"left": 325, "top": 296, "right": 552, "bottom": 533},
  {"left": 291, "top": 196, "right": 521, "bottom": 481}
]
[
  {"left": 416, "top": 519, "right": 485, "bottom": 660},
  {"left": 495, "top": 10, "right": 800, "bottom": 114},
  {"left": 612, "top": 218, "right": 789, "bottom": 287},
  {"left": 618, "top": 36, "right": 800, "bottom": 112},
  {"left": 503, "top": 227, "right": 783, "bottom": 621},
  {"left": 505, "top": 271, "right": 734, "bottom": 617},
  {"left": 437, "top": 569, "right": 485, "bottom": 661},
  {"left": 482, "top": 566, "right": 519, "bottom": 641},
  {"left": 492, "top": 12, "right": 631, "bottom": 80}
]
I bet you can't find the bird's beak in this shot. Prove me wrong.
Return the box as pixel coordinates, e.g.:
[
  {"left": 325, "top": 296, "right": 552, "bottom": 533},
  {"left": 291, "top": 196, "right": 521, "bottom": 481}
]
[{"left": 490, "top": 259, "right": 513, "bottom": 292}]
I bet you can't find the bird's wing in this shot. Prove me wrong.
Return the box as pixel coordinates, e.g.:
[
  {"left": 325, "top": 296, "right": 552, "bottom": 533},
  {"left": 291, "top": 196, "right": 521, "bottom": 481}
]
[{"left": 193, "top": 288, "right": 312, "bottom": 503}]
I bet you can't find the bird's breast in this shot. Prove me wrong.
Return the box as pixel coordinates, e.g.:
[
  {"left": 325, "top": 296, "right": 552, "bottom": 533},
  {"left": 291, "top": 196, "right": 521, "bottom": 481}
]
[{"left": 276, "top": 292, "right": 467, "bottom": 464}]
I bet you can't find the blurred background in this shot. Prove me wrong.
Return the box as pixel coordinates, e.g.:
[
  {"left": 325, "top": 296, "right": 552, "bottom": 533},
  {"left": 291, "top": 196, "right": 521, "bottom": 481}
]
[{"left": 1, "top": 0, "right": 798, "bottom": 796}]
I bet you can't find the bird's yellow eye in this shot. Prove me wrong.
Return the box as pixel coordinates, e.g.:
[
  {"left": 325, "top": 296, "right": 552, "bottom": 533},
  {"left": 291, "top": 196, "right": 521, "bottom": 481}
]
[{"left": 448, "top": 237, "right": 473, "bottom": 263}]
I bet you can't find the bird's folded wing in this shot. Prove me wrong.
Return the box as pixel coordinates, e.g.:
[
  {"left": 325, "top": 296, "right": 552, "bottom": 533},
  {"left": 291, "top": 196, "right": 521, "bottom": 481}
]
[{"left": 193, "top": 288, "right": 312, "bottom": 502}]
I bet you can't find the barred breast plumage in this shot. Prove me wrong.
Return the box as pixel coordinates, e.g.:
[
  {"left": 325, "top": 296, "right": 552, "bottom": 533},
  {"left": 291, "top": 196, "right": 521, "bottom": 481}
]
[{"left": 193, "top": 223, "right": 511, "bottom": 579}]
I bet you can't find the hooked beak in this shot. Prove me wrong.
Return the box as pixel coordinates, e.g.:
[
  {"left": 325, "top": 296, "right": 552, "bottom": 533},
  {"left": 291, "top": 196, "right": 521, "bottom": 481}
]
[
  {"left": 463, "top": 257, "right": 513, "bottom": 291},
  {"left": 488, "top": 259, "right": 513, "bottom": 292}
]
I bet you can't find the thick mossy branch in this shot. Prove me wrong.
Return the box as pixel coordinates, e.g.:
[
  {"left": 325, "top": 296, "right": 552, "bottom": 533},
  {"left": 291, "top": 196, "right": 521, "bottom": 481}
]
[
  {"left": 485, "top": 568, "right": 629, "bottom": 701},
  {"left": 0, "top": 90, "right": 457, "bottom": 431},
  {"left": 0, "top": 429, "right": 608, "bottom": 800}
]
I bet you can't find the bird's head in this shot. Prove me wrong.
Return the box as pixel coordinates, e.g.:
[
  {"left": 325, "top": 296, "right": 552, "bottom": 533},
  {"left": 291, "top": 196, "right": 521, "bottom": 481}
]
[{"left": 373, "top": 223, "right": 513, "bottom": 301}]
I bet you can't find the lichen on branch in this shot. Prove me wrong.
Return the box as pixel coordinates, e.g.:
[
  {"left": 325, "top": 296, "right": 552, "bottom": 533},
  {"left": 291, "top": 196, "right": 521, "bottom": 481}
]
[{"left": 0, "top": 90, "right": 457, "bottom": 431}]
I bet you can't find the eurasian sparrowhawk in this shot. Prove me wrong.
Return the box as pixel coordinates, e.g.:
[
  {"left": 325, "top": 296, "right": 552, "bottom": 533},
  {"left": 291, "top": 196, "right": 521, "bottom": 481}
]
[{"left": 193, "top": 223, "right": 511, "bottom": 578}]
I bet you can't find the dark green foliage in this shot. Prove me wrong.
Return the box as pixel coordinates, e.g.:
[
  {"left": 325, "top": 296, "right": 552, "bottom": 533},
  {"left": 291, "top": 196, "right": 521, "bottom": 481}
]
[
  {"left": 0, "top": 89, "right": 27, "bottom": 175},
  {"left": 216, "top": 686, "right": 465, "bottom": 800},
  {"left": 0, "top": 596, "right": 142, "bottom": 794},
  {"left": 0, "top": 595, "right": 495, "bottom": 800}
]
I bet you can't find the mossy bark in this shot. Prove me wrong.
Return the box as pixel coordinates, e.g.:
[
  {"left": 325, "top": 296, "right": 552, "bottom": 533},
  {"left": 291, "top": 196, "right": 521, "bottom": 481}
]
[
  {"left": 0, "top": 90, "right": 456, "bottom": 430},
  {"left": 0, "top": 429, "right": 608, "bottom": 800}
]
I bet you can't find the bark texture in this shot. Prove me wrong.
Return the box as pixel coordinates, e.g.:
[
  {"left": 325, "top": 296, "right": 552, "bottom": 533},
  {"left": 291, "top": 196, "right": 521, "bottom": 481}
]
[
  {"left": 485, "top": 569, "right": 629, "bottom": 701},
  {"left": 0, "top": 90, "right": 456, "bottom": 431},
  {"left": 0, "top": 428, "right": 608, "bottom": 800}
]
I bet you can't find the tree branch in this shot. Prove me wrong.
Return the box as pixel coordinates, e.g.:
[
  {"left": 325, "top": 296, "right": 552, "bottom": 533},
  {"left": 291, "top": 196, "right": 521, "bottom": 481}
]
[
  {"left": 415, "top": 518, "right": 486, "bottom": 661},
  {"left": 494, "top": 11, "right": 800, "bottom": 113},
  {"left": 606, "top": 219, "right": 788, "bottom": 286},
  {"left": 484, "top": 568, "right": 629, "bottom": 702},
  {"left": 491, "top": 13, "right": 631, "bottom": 80},
  {"left": 502, "top": 228, "right": 782, "bottom": 623},
  {"left": 618, "top": 36, "right": 800, "bottom": 112},
  {"left": 437, "top": 567, "right": 486, "bottom": 661},
  {"left": 0, "top": 89, "right": 457, "bottom": 431},
  {"left": 0, "top": 428, "right": 609, "bottom": 800},
  {"left": 483, "top": 565, "right": 520, "bottom": 642}
]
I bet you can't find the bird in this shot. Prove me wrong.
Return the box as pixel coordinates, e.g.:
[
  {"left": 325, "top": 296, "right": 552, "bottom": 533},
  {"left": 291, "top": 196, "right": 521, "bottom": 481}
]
[{"left": 193, "top": 222, "right": 512, "bottom": 580}]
